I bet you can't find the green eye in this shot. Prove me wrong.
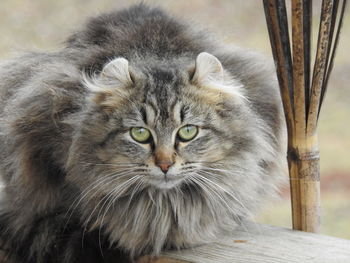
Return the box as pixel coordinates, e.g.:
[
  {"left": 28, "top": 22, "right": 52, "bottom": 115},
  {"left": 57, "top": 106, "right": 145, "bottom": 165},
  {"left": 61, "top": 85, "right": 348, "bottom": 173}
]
[
  {"left": 130, "top": 127, "right": 151, "bottom": 143},
  {"left": 178, "top": 125, "right": 198, "bottom": 142}
]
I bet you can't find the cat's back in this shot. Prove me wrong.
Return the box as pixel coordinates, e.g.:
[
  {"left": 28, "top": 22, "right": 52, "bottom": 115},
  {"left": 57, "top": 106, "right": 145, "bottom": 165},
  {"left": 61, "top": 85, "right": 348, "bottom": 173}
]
[
  {"left": 65, "top": 4, "right": 209, "bottom": 64},
  {"left": 0, "top": 53, "right": 43, "bottom": 110},
  {"left": 0, "top": 52, "right": 72, "bottom": 109}
]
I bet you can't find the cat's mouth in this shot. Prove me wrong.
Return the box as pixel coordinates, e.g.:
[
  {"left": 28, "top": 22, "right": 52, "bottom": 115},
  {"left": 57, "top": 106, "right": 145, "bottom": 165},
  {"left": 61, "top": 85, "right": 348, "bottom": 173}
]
[{"left": 147, "top": 175, "right": 184, "bottom": 189}]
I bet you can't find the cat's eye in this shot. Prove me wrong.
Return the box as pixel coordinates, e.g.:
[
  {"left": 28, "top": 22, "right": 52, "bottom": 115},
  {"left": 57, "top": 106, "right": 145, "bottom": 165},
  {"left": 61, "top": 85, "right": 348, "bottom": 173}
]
[
  {"left": 130, "top": 127, "right": 151, "bottom": 143},
  {"left": 178, "top": 125, "right": 198, "bottom": 142}
]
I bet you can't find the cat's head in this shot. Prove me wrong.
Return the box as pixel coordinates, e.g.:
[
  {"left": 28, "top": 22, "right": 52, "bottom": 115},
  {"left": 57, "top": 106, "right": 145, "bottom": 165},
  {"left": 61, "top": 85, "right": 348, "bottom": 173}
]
[
  {"left": 65, "top": 52, "right": 278, "bottom": 254},
  {"left": 67, "top": 53, "right": 273, "bottom": 251},
  {"left": 67, "top": 52, "right": 256, "bottom": 189}
]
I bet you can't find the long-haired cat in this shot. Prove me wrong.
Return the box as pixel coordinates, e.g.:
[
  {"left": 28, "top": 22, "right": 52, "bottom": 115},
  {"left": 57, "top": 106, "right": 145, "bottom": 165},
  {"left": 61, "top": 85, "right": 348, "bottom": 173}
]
[{"left": 0, "top": 4, "right": 286, "bottom": 263}]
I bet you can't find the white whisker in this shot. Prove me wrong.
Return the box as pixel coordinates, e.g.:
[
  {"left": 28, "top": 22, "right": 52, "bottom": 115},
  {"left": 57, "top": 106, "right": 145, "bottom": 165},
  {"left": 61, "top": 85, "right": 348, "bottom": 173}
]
[
  {"left": 196, "top": 171, "right": 250, "bottom": 213},
  {"left": 65, "top": 167, "right": 145, "bottom": 227},
  {"left": 195, "top": 171, "right": 257, "bottom": 234},
  {"left": 86, "top": 175, "right": 141, "bottom": 227},
  {"left": 192, "top": 174, "right": 241, "bottom": 217}
]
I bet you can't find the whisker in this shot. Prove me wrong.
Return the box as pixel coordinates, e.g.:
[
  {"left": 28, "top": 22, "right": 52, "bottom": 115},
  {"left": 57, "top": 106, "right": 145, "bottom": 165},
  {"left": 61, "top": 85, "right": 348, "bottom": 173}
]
[
  {"left": 96, "top": 175, "right": 142, "bottom": 255},
  {"left": 192, "top": 174, "right": 241, "bottom": 216},
  {"left": 98, "top": 175, "right": 143, "bottom": 226},
  {"left": 196, "top": 171, "right": 250, "bottom": 213},
  {"left": 186, "top": 175, "right": 223, "bottom": 219},
  {"left": 65, "top": 168, "right": 145, "bottom": 227},
  {"left": 81, "top": 175, "right": 140, "bottom": 243},
  {"left": 86, "top": 175, "right": 141, "bottom": 228},
  {"left": 91, "top": 175, "right": 143, "bottom": 245},
  {"left": 98, "top": 176, "right": 145, "bottom": 241},
  {"left": 195, "top": 171, "right": 257, "bottom": 233},
  {"left": 79, "top": 161, "right": 145, "bottom": 167},
  {"left": 124, "top": 178, "right": 146, "bottom": 217},
  {"left": 66, "top": 168, "right": 137, "bottom": 217},
  {"left": 200, "top": 166, "right": 247, "bottom": 176},
  {"left": 191, "top": 173, "right": 253, "bottom": 235}
]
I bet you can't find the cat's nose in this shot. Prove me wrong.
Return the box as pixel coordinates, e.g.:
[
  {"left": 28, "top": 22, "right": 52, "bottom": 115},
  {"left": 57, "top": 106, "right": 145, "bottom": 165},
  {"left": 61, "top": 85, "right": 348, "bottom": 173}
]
[
  {"left": 154, "top": 147, "right": 175, "bottom": 174},
  {"left": 156, "top": 161, "right": 174, "bottom": 174}
]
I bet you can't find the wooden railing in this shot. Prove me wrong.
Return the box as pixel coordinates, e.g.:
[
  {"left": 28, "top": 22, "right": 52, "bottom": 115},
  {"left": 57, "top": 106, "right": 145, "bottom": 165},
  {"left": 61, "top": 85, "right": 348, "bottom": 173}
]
[{"left": 138, "top": 222, "right": 350, "bottom": 263}]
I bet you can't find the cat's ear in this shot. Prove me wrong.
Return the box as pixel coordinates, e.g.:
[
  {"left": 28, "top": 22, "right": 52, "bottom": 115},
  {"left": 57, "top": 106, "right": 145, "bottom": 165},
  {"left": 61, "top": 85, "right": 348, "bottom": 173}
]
[
  {"left": 100, "top": 58, "right": 133, "bottom": 85},
  {"left": 191, "top": 52, "right": 245, "bottom": 102},
  {"left": 191, "top": 52, "right": 224, "bottom": 85},
  {"left": 83, "top": 57, "right": 133, "bottom": 110}
]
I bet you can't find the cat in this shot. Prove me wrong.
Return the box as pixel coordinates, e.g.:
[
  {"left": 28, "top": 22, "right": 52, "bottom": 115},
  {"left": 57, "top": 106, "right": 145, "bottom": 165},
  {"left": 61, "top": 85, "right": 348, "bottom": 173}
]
[{"left": 0, "top": 4, "right": 286, "bottom": 263}]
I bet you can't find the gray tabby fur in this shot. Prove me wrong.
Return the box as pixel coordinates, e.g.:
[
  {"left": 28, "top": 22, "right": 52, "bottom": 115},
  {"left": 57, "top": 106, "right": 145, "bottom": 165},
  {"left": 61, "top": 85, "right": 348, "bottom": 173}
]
[{"left": 0, "top": 4, "right": 286, "bottom": 263}]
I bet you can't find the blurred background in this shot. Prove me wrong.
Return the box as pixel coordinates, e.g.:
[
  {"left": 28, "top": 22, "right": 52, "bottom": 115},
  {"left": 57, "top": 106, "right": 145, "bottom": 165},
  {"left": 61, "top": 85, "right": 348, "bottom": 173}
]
[{"left": 0, "top": 0, "right": 349, "bottom": 239}]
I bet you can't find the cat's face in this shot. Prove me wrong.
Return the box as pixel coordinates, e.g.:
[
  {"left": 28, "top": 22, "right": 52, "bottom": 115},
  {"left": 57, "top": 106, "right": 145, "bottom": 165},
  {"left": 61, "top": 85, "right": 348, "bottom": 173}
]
[{"left": 68, "top": 53, "right": 253, "bottom": 192}]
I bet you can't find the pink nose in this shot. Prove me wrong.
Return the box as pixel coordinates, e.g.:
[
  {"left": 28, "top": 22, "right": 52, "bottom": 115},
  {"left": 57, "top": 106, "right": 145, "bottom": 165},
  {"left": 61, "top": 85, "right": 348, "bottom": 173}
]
[{"left": 157, "top": 162, "right": 174, "bottom": 174}]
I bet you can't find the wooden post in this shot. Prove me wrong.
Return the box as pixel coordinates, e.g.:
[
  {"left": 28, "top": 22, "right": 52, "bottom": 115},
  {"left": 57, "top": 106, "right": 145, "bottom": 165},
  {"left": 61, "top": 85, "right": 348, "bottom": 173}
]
[{"left": 263, "top": 0, "right": 347, "bottom": 232}]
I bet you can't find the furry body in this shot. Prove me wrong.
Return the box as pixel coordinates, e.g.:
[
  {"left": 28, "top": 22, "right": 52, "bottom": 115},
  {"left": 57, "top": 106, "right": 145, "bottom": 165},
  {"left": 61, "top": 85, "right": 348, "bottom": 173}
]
[{"left": 0, "top": 5, "right": 286, "bottom": 263}]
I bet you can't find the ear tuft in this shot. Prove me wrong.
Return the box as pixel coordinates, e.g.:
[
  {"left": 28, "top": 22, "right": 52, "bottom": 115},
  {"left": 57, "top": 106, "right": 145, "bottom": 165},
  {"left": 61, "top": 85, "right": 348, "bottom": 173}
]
[{"left": 192, "top": 52, "right": 224, "bottom": 84}]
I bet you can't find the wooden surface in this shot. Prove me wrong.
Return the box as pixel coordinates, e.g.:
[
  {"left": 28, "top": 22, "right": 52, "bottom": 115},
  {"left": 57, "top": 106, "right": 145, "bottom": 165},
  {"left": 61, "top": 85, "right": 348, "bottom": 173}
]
[{"left": 138, "top": 222, "right": 350, "bottom": 263}]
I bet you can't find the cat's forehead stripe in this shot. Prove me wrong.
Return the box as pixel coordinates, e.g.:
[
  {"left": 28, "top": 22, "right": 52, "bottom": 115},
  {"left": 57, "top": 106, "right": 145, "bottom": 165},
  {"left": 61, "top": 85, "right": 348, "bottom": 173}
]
[
  {"left": 140, "top": 106, "right": 147, "bottom": 124},
  {"left": 143, "top": 69, "right": 181, "bottom": 125},
  {"left": 172, "top": 102, "right": 182, "bottom": 124},
  {"left": 144, "top": 104, "right": 157, "bottom": 126}
]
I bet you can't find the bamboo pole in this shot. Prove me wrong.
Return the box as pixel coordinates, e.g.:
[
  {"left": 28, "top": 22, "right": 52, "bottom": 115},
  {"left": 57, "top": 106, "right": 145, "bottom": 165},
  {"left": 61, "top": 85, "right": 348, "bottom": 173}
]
[
  {"left": 263, "top": 0, "right": 347, "bottom": 233},
  {"left": 320, "top": 0, "right": 347, "bottom": 110},
  {"left": 291, "top": 0, "right": 312, "bottom": 231},
  {"left": 291, "top": 0, "right": 320, "bottom": 233}
]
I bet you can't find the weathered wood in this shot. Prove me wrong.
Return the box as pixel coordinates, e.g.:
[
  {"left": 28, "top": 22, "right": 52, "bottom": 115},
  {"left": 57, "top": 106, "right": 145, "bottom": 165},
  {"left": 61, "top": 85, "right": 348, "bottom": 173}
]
[
  {"left": 138, "top": 222, "right": 350, "bottom": 263},
  {"left": 138, "top": 256, "right": 190, "bottom": 263}
]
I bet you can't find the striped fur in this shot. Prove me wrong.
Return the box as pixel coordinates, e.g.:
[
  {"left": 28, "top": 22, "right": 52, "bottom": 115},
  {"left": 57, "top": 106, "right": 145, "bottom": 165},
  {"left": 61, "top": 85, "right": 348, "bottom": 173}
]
[{"left": 0, "top": 4, "right": 286, "bottom": 263}]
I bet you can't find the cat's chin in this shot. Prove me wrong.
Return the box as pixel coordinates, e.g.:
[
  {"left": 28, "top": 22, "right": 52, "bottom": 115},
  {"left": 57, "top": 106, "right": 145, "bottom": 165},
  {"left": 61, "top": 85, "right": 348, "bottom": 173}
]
[{"left": 147, "top": 176, "right": 184, "bottom": 189}]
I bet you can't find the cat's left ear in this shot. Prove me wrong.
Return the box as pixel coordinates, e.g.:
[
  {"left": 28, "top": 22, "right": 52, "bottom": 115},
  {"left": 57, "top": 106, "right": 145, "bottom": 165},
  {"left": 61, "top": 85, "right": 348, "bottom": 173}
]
[
  {"left": 191, "top": 52, "right": 244, "bottom": 101},
  {"left": 191, "top": 52, "right": 224, "bottom": 85}
]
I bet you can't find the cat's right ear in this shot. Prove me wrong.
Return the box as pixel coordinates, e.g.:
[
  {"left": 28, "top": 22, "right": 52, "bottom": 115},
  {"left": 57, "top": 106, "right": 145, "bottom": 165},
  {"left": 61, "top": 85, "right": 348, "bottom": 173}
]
[
  {"left": 100, "top": 58, "right": 133, "bottom": 85},
  {"left": 83, "top": 57, "right": 134, "bottom": 109}
]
